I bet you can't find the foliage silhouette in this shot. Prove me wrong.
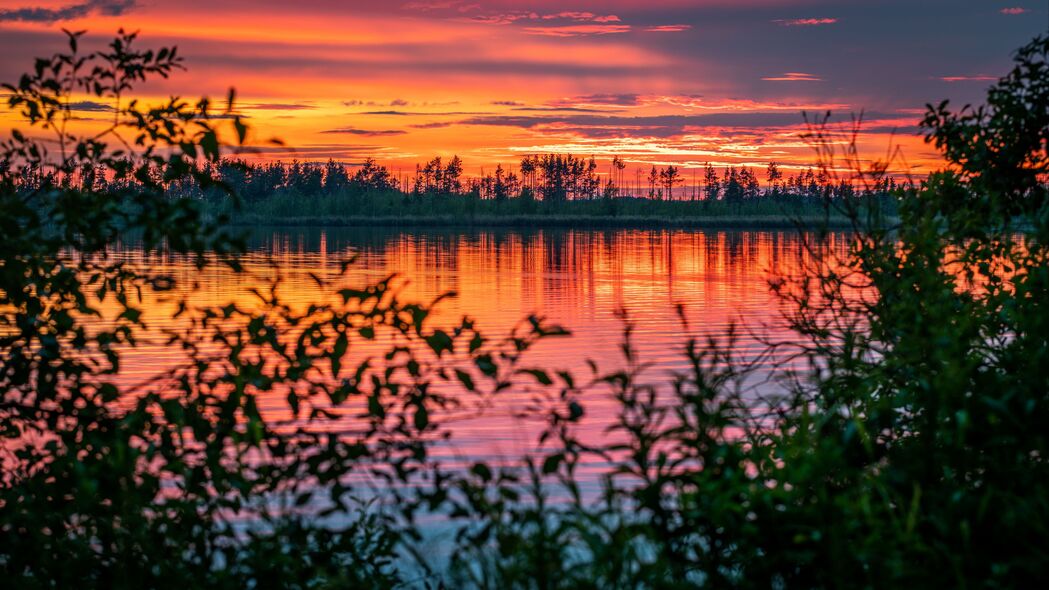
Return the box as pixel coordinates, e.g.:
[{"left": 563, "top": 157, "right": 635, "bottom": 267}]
[
  {"left": 0, "top": 30, "right": 567, "bottom": 588},
  {"left": 1, "top": 30, "right": 1047, "bottom": 589}
]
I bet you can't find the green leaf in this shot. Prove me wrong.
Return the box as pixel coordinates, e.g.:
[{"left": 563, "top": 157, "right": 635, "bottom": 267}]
[
  {"left": 367, "top": 395, "right": 384, "bottom": 418},
  {"left": 455, "top": 369, "right": 475, "bottom": 391},
  {"left": 414, "top": 405, "right": 429, "bottom": 431},
  {"left": 331, "top": 333, "right": 347, "bottom": 377},
  {"left": 521, "top": 369, "right": 552, "bottom": 385},
  {"left": 234, "top": 117, "right": 248, "bottom": 144},
  {"left": 426, "top": 330, "right": 453, "bottom": 356},
  {"left": 542, "top": 453, "right": 564, "bottom": 474},
  {"left": 475, "top": 355, "right": 497, "bottom": 377},
  {"left": 471, "top": 462, "right": 492, "bottom": 482},
  {"left": 568, "top": 401, "right": 584, "bottom": 420}
]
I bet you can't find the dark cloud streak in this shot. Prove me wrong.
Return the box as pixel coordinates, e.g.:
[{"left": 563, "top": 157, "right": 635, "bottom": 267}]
[
  {"left": 67, "top": 100, "right": 114, "bottom": 112},
  {"left": 356, "top": 110, "right": 491, "bottom": 116},
  {"left": 451, "top": 110, "right": 911, "bottom": 139},
  {"left": 243, "top": 102, "right": 317, "bottom": 111},
  {"left": 0, "top": 0, "right": 137, "bottom": 23},
  {"left": 320, "top": 127, "right": 407, "bottom": 136}
]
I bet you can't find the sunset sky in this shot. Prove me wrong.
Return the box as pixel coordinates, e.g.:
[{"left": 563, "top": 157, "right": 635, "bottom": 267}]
[{"left": 0, "top": 0, "right": 1045, "bottom": 178}]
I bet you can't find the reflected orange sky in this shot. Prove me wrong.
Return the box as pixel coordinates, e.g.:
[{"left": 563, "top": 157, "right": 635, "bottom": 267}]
[
  {"left": 106, "top": 227, "right": 846, "bottom": 384},
  {"left": 1, "top": 0, "right": 1043, "bottom": 177},
  {"left": 96, "top": 227, "right": 848, "bottom": 463}
]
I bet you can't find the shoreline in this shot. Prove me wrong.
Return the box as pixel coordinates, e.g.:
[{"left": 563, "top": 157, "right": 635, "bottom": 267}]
[{"left": 224, "top": 213, "right": 877, "bottom": 230}]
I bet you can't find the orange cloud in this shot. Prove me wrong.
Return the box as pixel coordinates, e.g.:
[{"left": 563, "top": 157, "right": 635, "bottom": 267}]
[{"left": 2, "top": 0, "right": 1000, "bottom": 178}]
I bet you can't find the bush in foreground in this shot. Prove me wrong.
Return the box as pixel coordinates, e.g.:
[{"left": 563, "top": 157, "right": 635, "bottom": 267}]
[{"left": 0, "top": 31, "right": 1046, "bottom": 589}]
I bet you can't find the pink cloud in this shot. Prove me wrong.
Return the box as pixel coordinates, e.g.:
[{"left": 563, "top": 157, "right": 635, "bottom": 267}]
[
  {"left": 1000, "top": 7, "right": 1028, "bottom": 15},
  {"left": 541, "top": 12, "right": 621, "bottom": 23},
  {"left": 403, "top": 1, "right": 462, "bottom": 10},
  {"left": 470, "top": 10, "right": 621, "bottom": 27},
  {"left": 471, "top": 13, "right": 533, "bottom": 24},
  {"left": 939, "top": 75, "right": 997, "bottom": 82},
  {"left": 522, "top": 24, "right": 631, "bottom": 37},
  {"left": 773, "top": 17, "right": 838, "bottom": 26},
  {"left": 646, "top": 24, "right": 692, "bottom": 32},
  {"left": 761, "top": 72, "right": 823, "bottom": 82}
]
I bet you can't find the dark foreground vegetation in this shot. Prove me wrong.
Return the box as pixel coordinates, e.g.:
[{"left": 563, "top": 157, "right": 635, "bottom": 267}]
[{"left": 1, "top": 31, "right": 1047, "bottom": 589}]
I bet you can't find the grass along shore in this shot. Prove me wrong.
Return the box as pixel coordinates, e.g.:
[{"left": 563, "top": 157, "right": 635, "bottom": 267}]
[
  {"left": 206, "top": 190, "right": 895, "bottom": 229},
  {"left": 225, "top": 212, "right": 868, "bottom": 229}
]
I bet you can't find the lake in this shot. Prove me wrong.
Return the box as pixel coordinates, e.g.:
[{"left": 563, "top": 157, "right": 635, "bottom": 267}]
[{"left": 105, "top": 225, "right": 845, "bottom": 478}]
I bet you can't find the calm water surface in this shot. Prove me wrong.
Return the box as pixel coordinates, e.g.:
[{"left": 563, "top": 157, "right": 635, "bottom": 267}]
[{"left": 111, "top": 226, "right": 847, "bottom": 470}]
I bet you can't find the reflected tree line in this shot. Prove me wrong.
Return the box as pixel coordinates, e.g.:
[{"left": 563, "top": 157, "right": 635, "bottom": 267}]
[
  {"left": 224, "top": 227, "right": 821, "bottom": 332},
  {"left": 232, "top": 228, "right": 817, "bottom": 301},
  {"left": 247, "top": 226, "right": 817, "bottom": 277}
]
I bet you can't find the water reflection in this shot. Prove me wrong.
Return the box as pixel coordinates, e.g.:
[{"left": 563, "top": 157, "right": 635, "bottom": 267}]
[
  {"left": 243, "top": 226, "right": 839, "bottom": 330},
  {"left": 107, "top": 226, "right": 846, "bottom": 465}
]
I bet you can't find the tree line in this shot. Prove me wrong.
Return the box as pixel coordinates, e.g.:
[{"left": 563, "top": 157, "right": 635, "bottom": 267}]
[{"left": 8, "top": 152, "right": 901, "bottom": 205}]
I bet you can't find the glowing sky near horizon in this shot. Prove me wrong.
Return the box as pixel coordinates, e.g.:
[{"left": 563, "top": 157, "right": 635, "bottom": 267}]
[{"left": 0, "top": 0, "right": 1045, "bottom": 177}]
